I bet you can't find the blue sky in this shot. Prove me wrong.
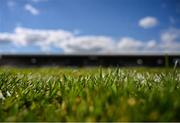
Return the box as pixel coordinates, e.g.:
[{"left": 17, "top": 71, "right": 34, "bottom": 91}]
[{"left": 0, "top": 0, "right": 180, "bottom": 54}]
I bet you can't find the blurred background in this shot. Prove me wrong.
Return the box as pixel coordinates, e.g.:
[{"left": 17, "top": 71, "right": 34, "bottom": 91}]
[{"left": 0, "top": 0, "right": 180, "bottom": 55}]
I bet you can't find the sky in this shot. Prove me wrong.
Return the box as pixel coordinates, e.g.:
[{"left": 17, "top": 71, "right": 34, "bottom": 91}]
[{"left": 0, "top": 0, "right": 180, "bottom": 54}]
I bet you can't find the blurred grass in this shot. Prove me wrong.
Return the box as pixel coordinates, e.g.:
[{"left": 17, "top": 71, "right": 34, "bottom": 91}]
[{"left": 0, "top": 67, "right": 180, "bottom": 121}]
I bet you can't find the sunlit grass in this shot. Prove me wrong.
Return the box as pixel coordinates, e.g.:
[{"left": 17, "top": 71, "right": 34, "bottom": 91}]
[{"left": 0, "top": 67, "right": 180, "bottom": 121}]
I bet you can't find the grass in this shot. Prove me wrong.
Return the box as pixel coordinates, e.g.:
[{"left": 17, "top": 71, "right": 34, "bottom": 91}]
[{"left": 0, "top": 67, "right": 180, "bottom": 122}]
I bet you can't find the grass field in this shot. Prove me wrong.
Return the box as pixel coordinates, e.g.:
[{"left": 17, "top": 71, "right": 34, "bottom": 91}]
[{"left": 0, "top": 67, "right": 180, "bottom": 122}]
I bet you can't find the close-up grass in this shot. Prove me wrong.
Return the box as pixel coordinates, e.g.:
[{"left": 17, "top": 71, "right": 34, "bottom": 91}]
[{"left": 0, "top": 67, "right": 180, "bottom": 122}]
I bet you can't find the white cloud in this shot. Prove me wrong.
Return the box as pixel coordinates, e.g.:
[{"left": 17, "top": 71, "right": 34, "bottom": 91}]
[
  {"left": 161, "top": 28, "right": 180, "bottom": 43},
  {"left": 146, "top": 40, "right": 157, "bottom": 49},
  {"left": 24, "top": 4, "right": 39, "bottom": 15},
  {"left": 139, "top": 16, "right": 158, "bottom": 29},
  {"left": 160, "top": 42, "right": 180, "bottom": 51},
  {"left": 116, "top": 38, "right": 160, "bottom": 53},
  {"left": 0, "top": 27, "right": 180, "bottom": 54},
  {"left": 0, "top": 27, "right": 116, "bottom": 53},
  {"left": 0, "top": 27, "right": 113, "bottom": 53},
  {"left": 160, "top": 28, "right": 180, "bottom": 51},
  {"left": 60, "top": 36, "right": 114, "bottom": 53},
  {"left": 117, "top": 37, "right": 144, "bottom": 51}
]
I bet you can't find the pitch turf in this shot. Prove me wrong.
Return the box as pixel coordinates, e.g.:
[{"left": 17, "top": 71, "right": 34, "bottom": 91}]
[{"left": 0, "top": 67, "right": 180, "bottom": 121}]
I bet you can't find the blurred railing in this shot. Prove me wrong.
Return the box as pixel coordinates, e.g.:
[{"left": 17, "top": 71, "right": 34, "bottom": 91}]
[{"left": 0, "top": 54, "right": 179, "bottom": 67}]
